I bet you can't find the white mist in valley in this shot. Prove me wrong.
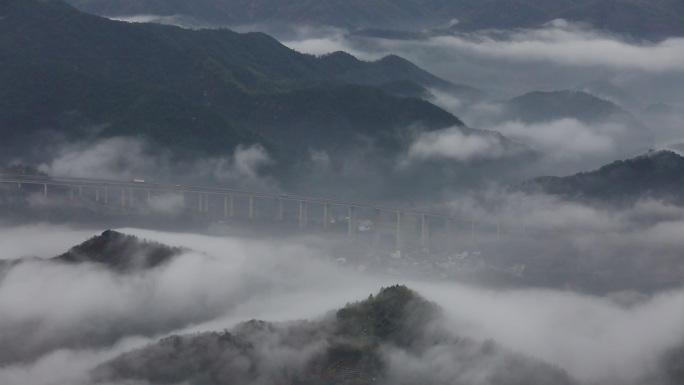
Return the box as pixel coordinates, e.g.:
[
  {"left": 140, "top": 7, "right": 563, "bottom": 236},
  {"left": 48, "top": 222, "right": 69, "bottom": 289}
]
[
  {"left": 1, "top": 219, "right": 683, "bottom": 385},
  {"left": 3, "top": 5, "right": 684, "bottom": 384}
]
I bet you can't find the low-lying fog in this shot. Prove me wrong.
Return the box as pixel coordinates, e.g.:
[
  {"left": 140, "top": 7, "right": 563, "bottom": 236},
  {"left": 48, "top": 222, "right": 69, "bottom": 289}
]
[
  {"left": 279, "top": 20, "right": 684, "bottom": 101},
  {"left": 276, "top": 20, "right": 684, "bottom": 158},
  {"left": 54, "top": 17, "right": 684, "bottom": 190},
  {"left": 1, "top": 213, "right": 683, "bottom": 384},
  {"left": 4, "top": 15, "right": 684, "bottom": 385}
]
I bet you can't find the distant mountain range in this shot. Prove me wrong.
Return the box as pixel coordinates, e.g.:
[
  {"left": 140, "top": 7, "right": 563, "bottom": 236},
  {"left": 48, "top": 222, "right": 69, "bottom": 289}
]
[
  {"left": 500, "top": 90, "right": 654, "bottom": 161},
  {"left": 575, "top": 80, "right": 642, "bottom": 112},
  {"left": 64, "top": 0, "right": 684, "bottom": 39},
  {"left": 1, "top": 0, "right": 473, "bottom": 161},
  {"left": 522, "top": 150, "right": 684, "bottom": 205},
  {"left": 1, "top": 0, "right": 536, "bottom": 201},
  {"left": 504, "top": 90, "right": 641, "bottom": 125}
]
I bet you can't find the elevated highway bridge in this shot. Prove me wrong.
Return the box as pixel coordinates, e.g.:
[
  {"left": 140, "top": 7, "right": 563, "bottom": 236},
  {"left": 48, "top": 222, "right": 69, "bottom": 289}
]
[{"left": 0, "top": 173, "right": 498, "bottom": 250}]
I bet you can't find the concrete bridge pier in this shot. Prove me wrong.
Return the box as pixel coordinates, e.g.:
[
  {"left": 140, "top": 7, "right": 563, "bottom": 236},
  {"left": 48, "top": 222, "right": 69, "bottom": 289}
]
[
  {"left": 249, "top": 196, "right": 257, "bottom": 219},
  {"left": 395, "top": 212, "right": 404, "bottom": 250},
  {"left": 348, "top": 206, "right": 357, "bottom": 241},
  {"left": 129, "top": 188, "right": 134, "bottom": 208},
  {"left": 198, "top": 193, "right": 210, "bottom": 212},
  {"left": 323, "top": 204, "right": 331, "bottom": 229},
  {"left": 120, "top": 189, "right": 126, "bottom": 207},
  {"left": 421, "top": 214, "right": 430, "bottom": 248},
  {"left": 372, "top": 209, "right": 381, "bottom": 247},
  {"left": 224, "top": 195, "right": 233, "bottom": 218},
  {"left": 104, "top": 188, "right": 109, "bottom": 204},
  {"left": 43, "top": 184, "right": 47, "bottom": 198},
  {"left": 446, "top": 218, "right": 454, "bottom": 249},
  {"left": 78, "top": 185, "right": 82, "bottom": 197},
  {"left": 69, "top": 186, "right": 74, "bottom": 200},
  {"left": 95, "top": 189, "right": 100, "bottom": 203},
  {"left": 298, "top": 201, "right": 308, "bottom": 227},
  {"left": 471, "top": 221, "right": 476, "bottom": 245},
  {"left": 275, "top": 198, "right": 284, "bottom": 222}
]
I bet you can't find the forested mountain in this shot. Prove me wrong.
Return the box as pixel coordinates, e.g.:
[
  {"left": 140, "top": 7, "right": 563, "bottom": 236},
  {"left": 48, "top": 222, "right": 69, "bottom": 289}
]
[
  {"left": 522, "top": 150, "right": 684, "bottom": 204},
  {"left": 94, "top": 285, "right": 579, "bottom": 385},
  {"left": 0, "top": 0, "right": 467, "bottom": 161},
  {"left": 64, "top": 0, "right": 684, "bottom": 39},
  {"left": 1, "top": 0, "right": 537, "bottom": 201},
  {"left": 504, "top": 90, "right": 645, "bottom": 126},
  {"left": 501, "top": 90, "right": 653, "bottom": 161},
  {"left": 53, "top": 230, "right": 185, "bottom": 271},
  {"left": 575, "top": 80, "right": 642, "bottom": 112},
  {"left": 0, "top": 230, "right": 183, "bottom": 275},
  {"left": 0, "top": 230, "right": 187, "bottom": 363}
]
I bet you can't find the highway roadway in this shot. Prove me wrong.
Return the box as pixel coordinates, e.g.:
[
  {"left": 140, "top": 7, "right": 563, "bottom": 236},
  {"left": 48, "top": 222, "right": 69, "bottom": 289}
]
[{"left": 0, "top": 173, "right": 463, "bottom": 221}]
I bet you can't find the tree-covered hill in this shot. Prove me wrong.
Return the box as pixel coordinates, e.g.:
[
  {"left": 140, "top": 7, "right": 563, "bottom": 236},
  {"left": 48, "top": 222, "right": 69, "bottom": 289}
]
[
  {"left": 575, "top": 80, "right": 642, "bottom": 112},
  {"left": 53, "top": 229, "right": 185, "bottom": 271},
  {"left": 0, "top": 230, "right": 184, "bottom": 274},
  {"left": 522, "top": 150, "right": 684, "bottom": 205},
  {"left": 505, "top": 90, "right": 641, "bottom": 125},
  {"left": 501, "top": 90, "right": 654, "bottom": 161},
  {"left": 93, "top": 285, "right": 579, "bottom": 385},
  {"left": 237, "top": 83, "right": 462, "bottom": 151},
  {"left": 0, "top": 230, "right": 189, "bottom": 363},
  {"left": 0, "top": 0, "right": 466, "bottom": 161}
]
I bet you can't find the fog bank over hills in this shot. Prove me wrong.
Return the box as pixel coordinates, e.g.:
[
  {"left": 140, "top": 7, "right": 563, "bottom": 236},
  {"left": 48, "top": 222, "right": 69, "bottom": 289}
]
[
  {"left": 4, "top": 0, "right": 683, "bottom": 199},
  {"left": 523, "top": 150, "right": 684, "bottom": 205},
  {"left": 282, "top": 20, "right": 684, "bottom": 100},
  {"left": 0, "top": 226, "right": 683, "bottom": 385},
  {"left": 275, "top": 18, "right": 683, "bottom": 175},
  {"left": 2, "top": 1, "right": 684, "bottom": 383},
  {"left": 1, "top": 0, "right": 543, "bottom": 201}
]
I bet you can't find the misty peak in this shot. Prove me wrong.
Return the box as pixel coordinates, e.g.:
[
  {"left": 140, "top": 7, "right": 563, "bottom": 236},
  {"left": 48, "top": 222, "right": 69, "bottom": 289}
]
[
  {"left": 509, "top": 90, "right": 623, "bottom": 115},
  {"left": 336, "top": 285, "right": 439, "bottom": 342},
  {"left": 524, "top": 150, "right": 684, "bottom": 205},
  {"left": 376, "top": 54, "right": 416, "bottom": 68},
  {"left": 53, "top": 230, "right": 185, "bottom": 271},
  {"left": 94, "top": 285, "right": 578, "bottom": 385}
]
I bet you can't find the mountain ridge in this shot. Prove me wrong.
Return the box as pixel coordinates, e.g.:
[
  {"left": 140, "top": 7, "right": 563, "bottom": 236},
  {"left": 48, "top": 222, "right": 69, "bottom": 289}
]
[
  {"left": 63, "top": 0, "right": 684, "bottom": 39},
  {"left": 53, "top": 229, "right": 185, "bottom": 271},
  {"left": 0, "top": 0, "right": 467, "bottom": 162},
  {"left": 522, "top": 150, "right": 684, "bottom": 204},
  {"left": 93, "top": 285, "right": 579, "bottom": 385}
]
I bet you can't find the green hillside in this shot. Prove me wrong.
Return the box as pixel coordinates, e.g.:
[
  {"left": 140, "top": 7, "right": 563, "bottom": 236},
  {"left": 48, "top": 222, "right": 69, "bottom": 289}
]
[
  {"left": 522, "top": 150, "right": 684, "bottom": 204},
  {"left": 93, "top": 285, "right": 578, "bottom": 385},
  {"left": 0, "top": 0, "right": 464, "bottom": 161},
  {"left": 53, "top": 230, "right": 185, "bottom": 271}
]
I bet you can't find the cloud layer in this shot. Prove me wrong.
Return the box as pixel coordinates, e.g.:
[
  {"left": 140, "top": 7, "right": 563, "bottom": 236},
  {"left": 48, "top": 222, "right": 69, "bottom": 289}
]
[
  {"left": 0, "top": 207, "right": 683, "bottom": 384},
  {"left": 282, "top": 20, "right": 684, "bottom": 99},
  {"left": 406, "top": 127, "right": 511, "bottom": 162},
  {"left": 36, "top": 137, "right": 276, "bottom": 190}
]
